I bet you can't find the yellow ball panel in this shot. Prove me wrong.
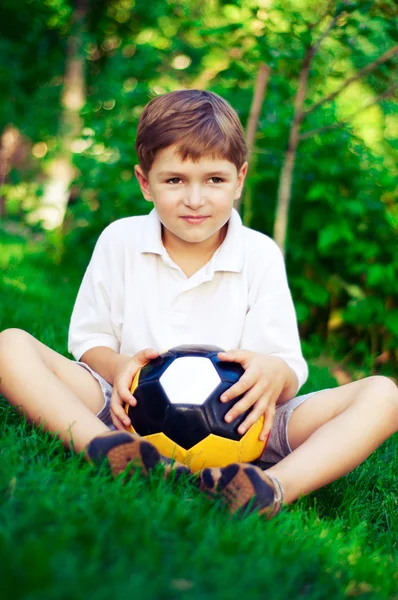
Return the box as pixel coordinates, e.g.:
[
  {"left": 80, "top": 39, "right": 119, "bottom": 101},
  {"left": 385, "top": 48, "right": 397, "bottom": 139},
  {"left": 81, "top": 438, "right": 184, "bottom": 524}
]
[
  {"left": 186, "top": 434, "right": 240, "bottom": 472},
  {"left": 127, "top": 415, "right": 268, "bottom": 472},
  {"left": 127, "top": 423, "right": 187, "bottom": 464},
  {"left": 143, "top": 432, "right": 187, "bottom": 464},
  {"left": 184, "top": 415, "right": 266, "bottom": 472},
  {"left": 238, "top": 416, "right": 267, "bottom": 463},
  {"left": 130, "top": 369, "right": 141, "bottom": 394}
]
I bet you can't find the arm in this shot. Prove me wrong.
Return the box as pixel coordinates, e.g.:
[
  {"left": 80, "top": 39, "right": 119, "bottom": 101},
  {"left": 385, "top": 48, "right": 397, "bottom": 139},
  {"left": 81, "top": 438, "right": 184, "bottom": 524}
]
[
  {"left": 82, "top": 346, "right": 159, "bottom": 431},
  {"left": 217, "top": 239, "right": 307, "bottom": 441},
  {"left": 68, "top": 225, "right": 122, "bottom": 364},
  {"left": 68, "top": 225, "right": 161, "bottom": 430},
  {"left": 80, "top": 346, "right": 131, "bottom": 386},
  {"left": 240, "top": 238, "right": 308, "bottom": 396},
  {"left": 278, "top": 362, "right": 299, "bottom": 404}
]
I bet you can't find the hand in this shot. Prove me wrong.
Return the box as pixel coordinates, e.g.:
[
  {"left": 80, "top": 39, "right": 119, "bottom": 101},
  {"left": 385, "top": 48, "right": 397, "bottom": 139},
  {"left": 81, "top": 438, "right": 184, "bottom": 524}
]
[
  {"left": 218, "top": 351, "right": 291, "bottom": 441},
  {"left": 110, "top": 348, "right": 159, "bottom": 431}
]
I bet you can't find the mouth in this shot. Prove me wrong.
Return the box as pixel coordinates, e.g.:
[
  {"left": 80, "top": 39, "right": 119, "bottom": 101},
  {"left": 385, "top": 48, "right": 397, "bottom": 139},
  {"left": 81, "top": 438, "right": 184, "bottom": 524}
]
[{"left": 181, "top": 216, "right": 210, "bottom": 223}]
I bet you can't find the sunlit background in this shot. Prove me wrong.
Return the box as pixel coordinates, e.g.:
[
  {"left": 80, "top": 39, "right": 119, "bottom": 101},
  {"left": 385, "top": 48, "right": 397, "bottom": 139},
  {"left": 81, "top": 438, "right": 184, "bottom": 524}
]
[{"left": 0, "top": 0, "right": 397, "bottom": 376}]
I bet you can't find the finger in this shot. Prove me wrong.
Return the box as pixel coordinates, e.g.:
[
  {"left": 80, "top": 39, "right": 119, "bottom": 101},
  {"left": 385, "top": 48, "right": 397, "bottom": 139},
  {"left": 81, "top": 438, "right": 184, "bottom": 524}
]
[
  {"left": 218, "top": 350, "right": 251, "bottom": 363},
  {"left": 110, "top": 408, "right": 126, "bottom": 431},
  {"left": 112, "top": 410, "right": 130, "bottom": 431},
  {"left": 117, "top": 385, "right": 137, "bottom": 406},
  {"left": 118, "top": 372, "right": 137, "bottom": 398},
  {"left": 260, "top": 408, "right": 275, "bottom": 442},
  {"left": 111, "top": 393, "right": 131, "bottom": 428},
  {"left": 224, "top": 383, "right": 263, "bottom": 424},
  {"left": 111, "top": 411, "right": 128, "bottom": 432},
  {"left": 111, "top": 408, "right": 130, "bottom": 431},
  {"left": 236, "top": 398, "right": 270, "bottom": 435},
  {"left": 220, "top": 371, "right": 257, "bottom": 403}
]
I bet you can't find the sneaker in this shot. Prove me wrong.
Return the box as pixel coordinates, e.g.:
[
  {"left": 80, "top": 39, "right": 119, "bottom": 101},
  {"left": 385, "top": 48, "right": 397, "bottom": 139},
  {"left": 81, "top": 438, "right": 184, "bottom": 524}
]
[
  {"left": 198, "top": 462, "right": 284, "bottom": 519},
  {"left": 85, "top": 430, "right": 191, "bottom": 482}
]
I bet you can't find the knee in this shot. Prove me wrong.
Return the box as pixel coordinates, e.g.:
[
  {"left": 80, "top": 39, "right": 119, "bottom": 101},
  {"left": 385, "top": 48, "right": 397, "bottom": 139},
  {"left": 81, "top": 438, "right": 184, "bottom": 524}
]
[
  {"left": 0, "top": 328, "right": 31, "bottom": 363},
  {"left": 365, "top": 375, "right": 398, "bottom": 427}
]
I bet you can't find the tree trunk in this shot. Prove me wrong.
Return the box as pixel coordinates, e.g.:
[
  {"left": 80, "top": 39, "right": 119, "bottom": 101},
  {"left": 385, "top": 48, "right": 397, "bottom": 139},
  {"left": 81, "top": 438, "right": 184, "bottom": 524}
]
[
  {"left": 31, "top": 0, "right": 87, "bottom": 230},
  {"left": 238, "top": 63, "right": 270, "bottom": 225},
  {"left": 273, "top": 146, "right": 297, "bottom": 252},
  {"left": 273, "top": 43, "right": 398, "bottom": 255},
  {"left": 273, "top": 48, "right": 314, "bottom": 254}
]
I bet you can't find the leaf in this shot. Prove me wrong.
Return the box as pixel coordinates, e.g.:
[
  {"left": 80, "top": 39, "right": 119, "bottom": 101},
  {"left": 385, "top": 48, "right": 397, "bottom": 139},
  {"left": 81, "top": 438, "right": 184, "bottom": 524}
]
[
  {"left": 318, "top": 223, "right": 354, "bottom": 253},
  {"left": 318, "top": 226, "right": 337, "bottom": 251},
  {"left": 343, "top": 297, "right": 385, "bottom": 326},
  {"left": 295, "top": 301, "right": 311, "bottom": 322},
  {"left": 384, "top": 311, "right": 398, "bottom": 337},
  {"left": 307, "top": 183, "right": 335, "bottom": 202},
  {"left": 301, "top": 280, "right": 330, "bottom": 306}
]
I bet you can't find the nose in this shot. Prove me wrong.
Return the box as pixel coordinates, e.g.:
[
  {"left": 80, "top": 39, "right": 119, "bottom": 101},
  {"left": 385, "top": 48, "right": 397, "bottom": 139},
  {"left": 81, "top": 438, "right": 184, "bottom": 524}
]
[{"left": 184, "top": 184, "right": 205, "bottom": 209}]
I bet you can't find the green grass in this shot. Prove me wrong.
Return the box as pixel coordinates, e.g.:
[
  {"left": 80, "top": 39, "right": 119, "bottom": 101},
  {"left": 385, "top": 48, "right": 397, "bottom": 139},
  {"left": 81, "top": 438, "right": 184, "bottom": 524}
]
[{"left": 0, "top": 229, "right": 397, "bottom": 600}]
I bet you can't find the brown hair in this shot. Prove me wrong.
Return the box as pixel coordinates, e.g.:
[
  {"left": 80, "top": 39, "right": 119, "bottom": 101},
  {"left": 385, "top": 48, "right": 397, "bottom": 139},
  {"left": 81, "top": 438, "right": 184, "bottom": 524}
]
[{"left": 135, "top": 89, "right": 248, "bottom": 175}]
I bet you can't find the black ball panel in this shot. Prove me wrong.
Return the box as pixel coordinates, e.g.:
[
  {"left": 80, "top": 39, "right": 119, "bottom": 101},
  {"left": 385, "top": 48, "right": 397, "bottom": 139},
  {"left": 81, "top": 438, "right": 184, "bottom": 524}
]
[
  {"left": 203, "top": 382, "right": 250, "bottom": 440},
  {"left": 210, "top": 355, "right": 244, "bottom": 384},
  {"left": 163, "top": 404, "right": 211, "bottom": 450},
  {"left": 138, "top": 353, "right": 176, "bottom": 383},
  {"left": 128, "top": 381, "right": 169, "bottom": 436},
  {"left": 131, "top": 344, "right": 251, "bottom": 447}
]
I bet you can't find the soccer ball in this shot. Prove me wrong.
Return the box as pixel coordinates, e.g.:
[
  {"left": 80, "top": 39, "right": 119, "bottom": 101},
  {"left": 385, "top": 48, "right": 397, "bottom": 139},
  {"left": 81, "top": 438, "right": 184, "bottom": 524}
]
[{"left": 126, "top": 344, "right": 268, "bottom": 472}]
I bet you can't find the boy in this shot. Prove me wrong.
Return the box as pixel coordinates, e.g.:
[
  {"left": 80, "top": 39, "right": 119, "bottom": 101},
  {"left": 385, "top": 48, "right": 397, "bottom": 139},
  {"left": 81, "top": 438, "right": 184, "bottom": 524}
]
[{"left": 0, "top": 90, "right": 397, "bottom": 519}]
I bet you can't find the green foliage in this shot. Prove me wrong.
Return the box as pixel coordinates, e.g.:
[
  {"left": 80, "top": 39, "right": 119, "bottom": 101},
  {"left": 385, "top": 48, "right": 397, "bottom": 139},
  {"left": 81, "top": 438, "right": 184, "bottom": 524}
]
[
  {"left": 0, "top": 0, "right": 68, "bottom": 139},
  {"left": 0, "top": 233, "right": 397, "bottom": 600},
  {"left": 0, "top": 0, "right": 397, "bottom": 371},
  {"left": 1, "top": 423, "right": 397, "bottom": 600}
]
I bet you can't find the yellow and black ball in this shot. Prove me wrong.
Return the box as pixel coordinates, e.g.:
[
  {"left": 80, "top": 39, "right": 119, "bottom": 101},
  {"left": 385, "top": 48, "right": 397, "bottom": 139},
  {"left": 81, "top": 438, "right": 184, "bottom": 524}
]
[{"left": 126, "top": 344, "right": 268, "bottom": 472}]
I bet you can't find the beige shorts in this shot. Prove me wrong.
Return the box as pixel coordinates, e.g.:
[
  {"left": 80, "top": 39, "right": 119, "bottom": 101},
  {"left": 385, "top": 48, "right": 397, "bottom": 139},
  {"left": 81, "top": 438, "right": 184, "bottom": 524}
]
[{"left": 77, "top": 361, "right": 328, "bottom": 468}]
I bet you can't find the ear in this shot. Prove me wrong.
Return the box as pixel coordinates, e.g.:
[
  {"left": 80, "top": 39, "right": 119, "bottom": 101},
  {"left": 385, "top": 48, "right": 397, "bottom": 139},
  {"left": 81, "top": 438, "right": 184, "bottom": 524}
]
[
  {"left": 134, "top": 165, "right": 152, "bottom": 201},
  {"left": 234, "top": 161, "right": 249, "bottom": 200}
]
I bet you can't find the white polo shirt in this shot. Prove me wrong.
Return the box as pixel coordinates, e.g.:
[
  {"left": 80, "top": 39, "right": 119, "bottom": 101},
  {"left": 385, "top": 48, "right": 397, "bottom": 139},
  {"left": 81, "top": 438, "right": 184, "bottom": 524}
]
[{"left": 68, "top": 208, "right": 308, "bottom": 391}]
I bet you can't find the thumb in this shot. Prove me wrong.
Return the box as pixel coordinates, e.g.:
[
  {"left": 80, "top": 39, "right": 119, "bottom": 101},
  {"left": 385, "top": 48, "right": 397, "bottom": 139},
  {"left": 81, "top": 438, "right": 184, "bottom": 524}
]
[
  {"left": 133, "top": 348, "right": 160, "bottom": 366},
  {"left": 119, "top": 349, "right": 159, "bottom": 399},
  {"left": 218, "top": 349, "right": 251, "bottom": 363}
]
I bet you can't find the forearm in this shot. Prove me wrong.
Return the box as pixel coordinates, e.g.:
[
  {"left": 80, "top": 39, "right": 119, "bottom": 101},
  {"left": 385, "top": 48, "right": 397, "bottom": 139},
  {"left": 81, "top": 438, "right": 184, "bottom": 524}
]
[{"left": 80, "top": 346, "right": 130, "bottom": 385}]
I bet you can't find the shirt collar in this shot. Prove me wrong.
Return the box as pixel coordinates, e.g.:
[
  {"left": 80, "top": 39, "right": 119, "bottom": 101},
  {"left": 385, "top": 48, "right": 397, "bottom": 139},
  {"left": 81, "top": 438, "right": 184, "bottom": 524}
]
[{"left": 139, "top": 207, "right": 243, "bottom": 273}]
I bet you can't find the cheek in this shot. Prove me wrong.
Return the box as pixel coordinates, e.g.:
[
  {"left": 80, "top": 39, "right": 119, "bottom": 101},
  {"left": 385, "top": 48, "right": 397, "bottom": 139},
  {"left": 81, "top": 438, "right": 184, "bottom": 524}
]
[
  {"left": 221, "top": 184, "right": 237, "bottom": 199},
  {"left": 153, "top": 188, "right": 182, "bottom": 206}
]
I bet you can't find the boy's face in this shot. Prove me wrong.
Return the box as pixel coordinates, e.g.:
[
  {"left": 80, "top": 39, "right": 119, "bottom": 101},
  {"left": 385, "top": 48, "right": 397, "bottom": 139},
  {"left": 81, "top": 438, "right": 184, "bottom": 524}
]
[{"left": 134, "top": 144, "right": 248, "bottom": 254}]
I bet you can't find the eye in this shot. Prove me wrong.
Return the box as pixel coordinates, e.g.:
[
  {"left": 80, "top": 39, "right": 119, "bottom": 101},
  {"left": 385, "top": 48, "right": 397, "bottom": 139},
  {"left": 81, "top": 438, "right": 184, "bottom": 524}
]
[{"left": 165, "top": 176, "right": 225, "bottom": 184}]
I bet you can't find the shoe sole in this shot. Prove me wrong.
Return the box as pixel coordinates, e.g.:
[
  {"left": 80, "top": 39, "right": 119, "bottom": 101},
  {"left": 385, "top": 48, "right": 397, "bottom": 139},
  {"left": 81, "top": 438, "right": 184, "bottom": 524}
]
[
  {"left": 86, "top": 431, "right": 191, "bottom": 482},
  {"left": 86, "top": 431, "right": 162, "bottom": 477},
  {"left": 199, "top": 463, "right": 279, "bottom": 518}
]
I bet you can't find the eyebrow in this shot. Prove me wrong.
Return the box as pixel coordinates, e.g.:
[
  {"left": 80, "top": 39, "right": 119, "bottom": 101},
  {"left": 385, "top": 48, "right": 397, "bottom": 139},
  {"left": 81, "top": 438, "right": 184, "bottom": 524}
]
[{"left": 157, "top": 170, "right": 230, "bottom": 178}]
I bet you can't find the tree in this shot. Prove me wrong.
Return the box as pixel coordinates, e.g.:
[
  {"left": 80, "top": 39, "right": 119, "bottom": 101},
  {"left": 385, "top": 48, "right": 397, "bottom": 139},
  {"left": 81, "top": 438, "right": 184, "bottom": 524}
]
[
  {"left": 32, "top": 0, "right": 88, "bottom": 230},
  {"left": 272, "top": 3, "right": 398, "bottom": 254}
]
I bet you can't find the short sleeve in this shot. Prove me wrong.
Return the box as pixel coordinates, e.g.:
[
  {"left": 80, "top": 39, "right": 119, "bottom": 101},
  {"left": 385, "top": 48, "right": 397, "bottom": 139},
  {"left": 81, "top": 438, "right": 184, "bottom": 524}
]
[
  {"left": 68, "top": 227, "right": 121, "bottom": 360},
  {"left": 240, "top": 240, "right": 308, "bottom": 393}
]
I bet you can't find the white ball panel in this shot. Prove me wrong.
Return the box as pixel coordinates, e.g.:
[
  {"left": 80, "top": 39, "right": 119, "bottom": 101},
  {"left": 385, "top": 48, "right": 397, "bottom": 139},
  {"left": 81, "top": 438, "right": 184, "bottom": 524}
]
[{"left": 160, "top": 357, "right": 221, "bottom": 405}]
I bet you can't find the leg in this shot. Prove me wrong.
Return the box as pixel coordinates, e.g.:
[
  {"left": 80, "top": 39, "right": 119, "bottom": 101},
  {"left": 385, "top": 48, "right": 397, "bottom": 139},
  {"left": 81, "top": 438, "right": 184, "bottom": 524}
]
[
  {"left": 0, "top": 328, "right": 191, "bottom": 480},
  {"left": 198, "top": 376, "right": 398, "bottom": 516},
  {"left": 266, "top": 376, "right": 398, "bottom": 504},
  {"left": 0, "top": 328, "right": 110, "bottom": 453}
]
